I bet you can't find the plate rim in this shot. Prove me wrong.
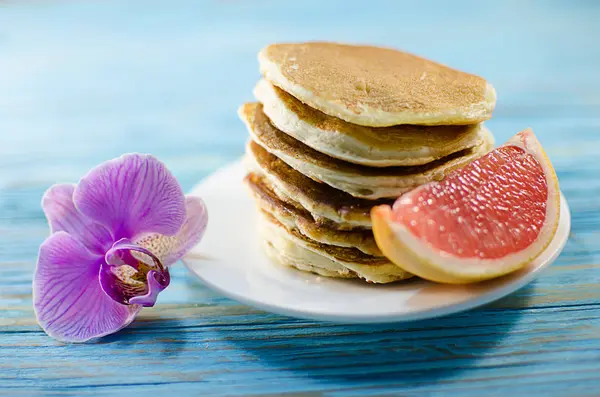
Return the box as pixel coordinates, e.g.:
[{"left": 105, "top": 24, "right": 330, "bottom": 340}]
[{"left": 182, "top": 160, "right": 572, "bottom": 323}]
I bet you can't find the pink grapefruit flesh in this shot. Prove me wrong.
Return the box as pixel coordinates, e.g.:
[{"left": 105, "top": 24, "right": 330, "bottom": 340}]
[{"left": 372, "top": 129, "right": 560, "bottom": 284}]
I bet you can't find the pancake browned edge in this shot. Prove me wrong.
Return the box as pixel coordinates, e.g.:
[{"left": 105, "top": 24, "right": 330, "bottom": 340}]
[
  {"left": 254, "top": 78, "right": 486, "bottom": 167},
  {"left": 240, "top": 102, "right": 494, "bottom": 199},
  {"left": 245, "top": 139, "right": 393, "bottom": 229},
  {"left": 245, "top": 172, "right": 382, "bottom": 256},
  {"left": 262, "top": 236, "right": 354, "bottom": 279},
  {"left": 259, "top": 42, "right": 496, "bottom": 127},
  {"left": 258, "top": 210, "right": 413, "bottom": 284}
]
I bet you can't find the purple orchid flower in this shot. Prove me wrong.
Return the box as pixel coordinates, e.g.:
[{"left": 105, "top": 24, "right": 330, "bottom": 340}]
[{"left": 33, "top": 154, "right": 208, "bottom": 343}]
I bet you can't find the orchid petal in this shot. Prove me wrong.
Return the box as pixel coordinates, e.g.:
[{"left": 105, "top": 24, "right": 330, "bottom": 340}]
[
  {"left": 101, "top": 238, "right": 170, "bottom": 307},
  {"left": 33, "top": 232, "right": 140, "bottom": 343},
  {"left": 73, "top": 154, "right": 186, "bottom": 240},
  {"left": 135, "top": 196, "right": 208, "bottom": 267},
  {"left": 42, "top": 184, "right": 114, "bottom": 255}
]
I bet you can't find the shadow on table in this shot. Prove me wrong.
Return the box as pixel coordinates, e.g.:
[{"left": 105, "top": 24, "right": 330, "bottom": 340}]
[
  {"left": 100, "top": 319, "right": 190, "bottom": 358},
  {"left": 222, "top": 283, "right": 534, "bottom": 388}
]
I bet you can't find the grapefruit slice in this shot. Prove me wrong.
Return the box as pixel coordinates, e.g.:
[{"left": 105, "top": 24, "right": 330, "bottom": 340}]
[{"left": 372, "top": 128, "right": 560, "bottom": 284}]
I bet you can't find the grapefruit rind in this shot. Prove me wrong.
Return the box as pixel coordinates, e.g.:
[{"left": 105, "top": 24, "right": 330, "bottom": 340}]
[{"left": 372, "top": 129, "right": 561, "bottom": 284}]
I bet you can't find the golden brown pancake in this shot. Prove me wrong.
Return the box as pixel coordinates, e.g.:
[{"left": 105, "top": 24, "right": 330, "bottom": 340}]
[
  {"left": 245, "top": 172, "right": 382, "bottom": 256},
  {"left": 262, "top": 236, "right": 355, "bottom": 279},
  {"left": 254, "top": 79, "right": 486, "bottom": 167},
  {"left": 258, "top": 211, "right": 413, "bottom": 283},
  {"left": 259, "top": 42, "right": 496, "bottom": 127},
  {"left": 240, "top": 102, "right": 495, "bottom": 199},
  {"left": 245, "top": 139, "right": 392, "bottom": 229}
]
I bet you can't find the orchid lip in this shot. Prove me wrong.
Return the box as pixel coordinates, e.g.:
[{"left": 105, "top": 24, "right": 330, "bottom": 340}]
[{"left": 101, "top": 238, "right": 170, "bottom": 307}]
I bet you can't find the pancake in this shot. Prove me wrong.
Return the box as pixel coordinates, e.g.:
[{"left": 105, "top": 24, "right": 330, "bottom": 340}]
[
  {"left": 254, "top": 79, "right": 485, "bottom": 167},
  {"left": 245, "top": 172, "right": 382, "bottom": 256},
  {"left": 240, "top": 102, "right": 494, "bottom": 199},
  {"left": 245, "top": 140, "right": 392, "bottom": 229},
  {"left": 258, "top": 211, "right": 413, "bottom": 283},
  {"left": 262, "top": 234, "right": 354, "bottom": 279},
  {"left": 259, "top": 42, "right": 496, "bottom": 127}
]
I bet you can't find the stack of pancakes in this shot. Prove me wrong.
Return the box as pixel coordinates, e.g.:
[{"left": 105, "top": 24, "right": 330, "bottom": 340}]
[{"left": 240, "top": 42, "right": 496, "bottom": 283}]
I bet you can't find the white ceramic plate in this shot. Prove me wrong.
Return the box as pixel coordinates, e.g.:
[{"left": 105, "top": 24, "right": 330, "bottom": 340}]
[{"left": 183, "top": 160, "right": 571, "bottom": 323}]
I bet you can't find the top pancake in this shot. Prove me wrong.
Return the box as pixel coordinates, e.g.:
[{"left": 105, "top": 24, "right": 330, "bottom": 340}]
[
  {"left": 254, "top": 79, "right": 485, "bottom": 167},
  {"left": 259, "top": 42, "right": 496, "bottom": 127}
]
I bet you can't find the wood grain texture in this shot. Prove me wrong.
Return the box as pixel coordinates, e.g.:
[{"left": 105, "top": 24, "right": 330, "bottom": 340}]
[{"left": 1, "top": 0, "right": 600, "bottom": 396}]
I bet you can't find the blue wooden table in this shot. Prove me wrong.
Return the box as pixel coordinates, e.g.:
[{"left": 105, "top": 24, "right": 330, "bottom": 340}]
[{"left": 1, "top": 1, "right": 599, "bottom": 395}]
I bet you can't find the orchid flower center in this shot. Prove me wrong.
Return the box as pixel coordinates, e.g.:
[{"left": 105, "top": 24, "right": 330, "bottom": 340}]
[{"left": 100, "top": 238, "right": 170, "bottom": 307}]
